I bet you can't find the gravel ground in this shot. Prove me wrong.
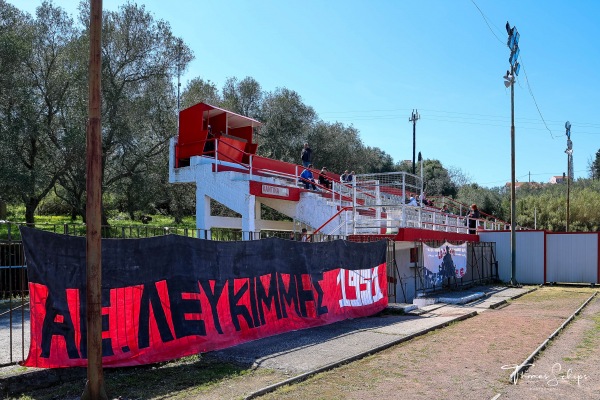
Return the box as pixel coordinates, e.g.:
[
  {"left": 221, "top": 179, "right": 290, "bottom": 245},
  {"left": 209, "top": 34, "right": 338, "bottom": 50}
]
[
  {"left": 500, "top": 293, "right": 600, "bottom": 400},
  {"left": 0, "top": 306, "right": 29, "bottom": 366}
]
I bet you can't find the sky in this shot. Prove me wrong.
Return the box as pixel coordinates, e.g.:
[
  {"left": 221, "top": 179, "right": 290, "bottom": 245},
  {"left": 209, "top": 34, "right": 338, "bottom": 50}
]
[{"left": 8, "top": 0, "right": 600, "bottom": 187}]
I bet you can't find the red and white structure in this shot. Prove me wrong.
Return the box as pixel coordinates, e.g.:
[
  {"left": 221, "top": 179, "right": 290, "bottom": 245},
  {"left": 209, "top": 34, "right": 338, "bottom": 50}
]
[
  {"left": 169, "top": 103, "right": 506, "bottom": 242},
  {"left": 168, "top": 103, "right": 599, "bottom": 298}
]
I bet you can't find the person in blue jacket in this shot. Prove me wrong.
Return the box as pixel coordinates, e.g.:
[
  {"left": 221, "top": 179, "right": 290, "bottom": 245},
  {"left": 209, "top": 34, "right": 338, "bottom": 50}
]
[{"left": 300, "top": 164, "right": 317, "bottom": 190}]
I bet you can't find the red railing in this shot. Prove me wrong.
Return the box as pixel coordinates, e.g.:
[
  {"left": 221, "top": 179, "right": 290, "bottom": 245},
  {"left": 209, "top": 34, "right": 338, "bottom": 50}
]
[{"left": 310, "top": 206, "right": 353, "bottom": 237}]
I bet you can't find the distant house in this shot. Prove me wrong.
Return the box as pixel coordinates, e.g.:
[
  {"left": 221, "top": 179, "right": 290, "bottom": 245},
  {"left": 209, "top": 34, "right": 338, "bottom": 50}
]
[
  {"left": 549, "top": 175, "right": 566, "bottom": 184},
  {"left": 505, "top": 181, "right": 526, "bottom": 190},
  {"left": 504, "top": 181, "right": 543, "bottom": 190}
]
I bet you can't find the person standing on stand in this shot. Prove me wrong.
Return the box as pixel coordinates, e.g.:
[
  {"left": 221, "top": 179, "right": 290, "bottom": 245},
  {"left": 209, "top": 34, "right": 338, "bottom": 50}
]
[
  {"left": 301, "top": 143, "right": 312, "bottom": 167},
  {"left": 467, "top": 203, "right": 480, "bottom": 234}
]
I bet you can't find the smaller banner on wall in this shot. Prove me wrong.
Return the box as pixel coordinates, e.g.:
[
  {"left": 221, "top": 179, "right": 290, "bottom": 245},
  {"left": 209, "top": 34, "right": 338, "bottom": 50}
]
[{"left": 423, "top": 242, "right": 467, "bottom": 285}]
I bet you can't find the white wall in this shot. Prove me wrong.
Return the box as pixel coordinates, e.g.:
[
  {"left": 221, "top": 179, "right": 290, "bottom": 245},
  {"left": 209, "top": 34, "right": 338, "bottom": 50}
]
[
  {"left": 479, "top": 231, "right": 544, "bottom": 284},
  {"left": 479, "top": 231, "right": 599, "bottom": 285},
  {"left": 546, "top": 233, "right": 598, "bottom": 284},
  {"left": 393, "top": 247, "right": 416, "bottom": 303}
]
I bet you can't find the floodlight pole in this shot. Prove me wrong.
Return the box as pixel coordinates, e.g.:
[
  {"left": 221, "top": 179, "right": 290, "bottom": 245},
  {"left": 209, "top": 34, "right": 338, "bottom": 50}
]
[
  {"left": 565, "top": 122, "right": 572, "bottom": 232},
  {"left": 82, "top": 0, "right": 107, "bottom": 399},
  {"left": 505, "top": 21, "right": 519, "bottom": 287},
  {"left": 409, "top": 110, "right": 420, "bottom": 175},
  {"left": 509, "top": 64, "right": 517, "bottom": 286}
]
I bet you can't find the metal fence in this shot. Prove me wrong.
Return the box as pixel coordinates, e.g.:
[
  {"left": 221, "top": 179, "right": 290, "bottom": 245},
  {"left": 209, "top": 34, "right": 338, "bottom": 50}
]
[{"left": 413, "top": 241, "right": 499, "bottom": 296}]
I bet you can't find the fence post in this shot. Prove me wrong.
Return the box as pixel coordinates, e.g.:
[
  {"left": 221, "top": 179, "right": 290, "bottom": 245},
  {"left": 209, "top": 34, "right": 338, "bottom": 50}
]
[{"left": 215, "top": 140, "right": 219, "bottom": 173}]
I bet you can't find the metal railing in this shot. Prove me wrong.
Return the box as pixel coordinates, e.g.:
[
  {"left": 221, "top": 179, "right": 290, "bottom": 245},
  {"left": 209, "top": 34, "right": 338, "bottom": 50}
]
[
  {"left": 413, "top": 241, "right": 499, "bottom": 297},
  {"left": 173, "top": 138, "right": 513, "bottom": 236}
]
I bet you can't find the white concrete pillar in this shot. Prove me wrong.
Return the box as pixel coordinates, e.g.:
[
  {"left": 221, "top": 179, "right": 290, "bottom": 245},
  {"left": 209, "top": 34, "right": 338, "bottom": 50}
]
[
  {"left": 196, "top": 189, "right": 212, "bottom": 239},
  {"left": 242, "top": 194, "right": 256, "bottom": 240}
]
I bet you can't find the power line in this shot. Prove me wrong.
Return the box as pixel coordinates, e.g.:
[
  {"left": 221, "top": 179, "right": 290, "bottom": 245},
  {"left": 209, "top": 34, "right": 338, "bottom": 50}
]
[
  {"left": 517, "top": 55, "right": 557, "bottom": 139},
  {"left": 470, "top": 0, "right": 505, "bottom": 46},
  {"left": 469, "top": 0, "right": 556, "bottom": 141},
  {"left": 319, "top": 113, "right": 600, "bottom": 135},
  {"left": 320, "top": 106, "right": 600, "bottom": 126},
  {"left": 320, "top": 106, "right": 600, "bottom": 128}
]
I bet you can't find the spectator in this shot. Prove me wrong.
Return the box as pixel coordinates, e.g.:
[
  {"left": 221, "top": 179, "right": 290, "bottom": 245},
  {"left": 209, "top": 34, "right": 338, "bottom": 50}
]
[
  {"left": 340, "top": 170, "right": 350, "bottom": 183},
  {"left": 288, "top": 231, "right": 296, "bottom": 240},
  {"left": 319, "top": 167, "right": 332, "bottom": 189},
  {"left": 467, "top": 203, "right": 480, "bottom": 234},
  {"left": 441, "top": 204, "right": 451, "bottom": 214},
  {"left": 300, "top": 164, "right": 317, "bottom": 190},
  {"left": 301, "top": 143, "right": 312, "bottom": 167},
  {"left": 301, "top": 228, "right": 309, "bottom": 242},
  {"left": 347, "top": 171, "right": 355, "bottom": 182},
  {"left": 408, "top": 196, "right": 418, "bottom": 206}
]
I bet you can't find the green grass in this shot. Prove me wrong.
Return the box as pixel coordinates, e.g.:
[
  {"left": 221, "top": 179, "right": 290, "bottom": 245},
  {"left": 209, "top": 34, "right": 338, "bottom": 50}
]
[
  {"left": 564, "top": 311, "right": 600, "bottom": 362},
  {"left": 1, "top": 205, "right": 198, "bottom": 241}
]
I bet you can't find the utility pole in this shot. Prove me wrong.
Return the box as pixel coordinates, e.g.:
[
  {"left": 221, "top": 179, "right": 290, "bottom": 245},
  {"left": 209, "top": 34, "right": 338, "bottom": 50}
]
[
  {"left": 565, "top": 121, "right": 573, "bottom": 231},
  {"left": 409, "top": 109, "right": 420, "bottom": 175},
  {"left": 82, "top": 0, "right": 107, "bottom": 399},
  {"left": 504, "top": 21, "right": 520, "bottom": 287},
  {"left": 176, "top": 39, "right": 182, "bottom": 121},
  {"left": 418, "top": 151, "right": 423, "bottom": 195}
]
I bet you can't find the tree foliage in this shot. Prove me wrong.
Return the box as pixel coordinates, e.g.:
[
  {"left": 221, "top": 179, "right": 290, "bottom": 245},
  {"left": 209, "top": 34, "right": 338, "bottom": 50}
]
[
  {"left": 0, "top": 1, "right": 81, "bottom": 223},
  {"left": 0, "top": 0, "right": 31, "bottom": 204},
  {"left": 5, "top": 1, "right": 600, "bottom": 233},
  {"left": 222, "top": 76, "right": 262, "bottom": 119},
  {"left": 456, "top": 184, "right": 504, "bottom": 219},
  {"left": 395, "top": 159, "right": 457, "bottom": 197},
  {"left": 257, "top": 88, "right": 317, "bottom": 163},
  {"left": 589, "top": 148, "right": 600, "bottom": 180},
  {"left": 181, "top": 77, "right": 221, "bottom": 109}
]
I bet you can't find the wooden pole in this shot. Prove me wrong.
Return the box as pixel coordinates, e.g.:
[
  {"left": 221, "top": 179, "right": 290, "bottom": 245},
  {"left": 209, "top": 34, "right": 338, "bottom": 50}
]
[{"left": 82, "top": 0, "right": 107, "bottom": 399}]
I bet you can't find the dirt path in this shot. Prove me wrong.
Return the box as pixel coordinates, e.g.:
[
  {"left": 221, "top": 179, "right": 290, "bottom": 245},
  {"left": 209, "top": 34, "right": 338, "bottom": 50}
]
[
  {"left": 500, "top": 293, "right": 600, "bottom": 400},
  {"left": 248, "top": 287, "right": 598, "bottom": 400}
]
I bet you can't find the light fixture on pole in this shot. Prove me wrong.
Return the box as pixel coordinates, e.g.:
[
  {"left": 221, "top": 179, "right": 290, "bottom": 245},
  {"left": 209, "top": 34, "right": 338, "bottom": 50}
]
[
  {"left": 565, "top": 121, "right": 573, "bottom": 231},
  {"left": 505, "top": 21, "right": 520, "bottom": 287}
]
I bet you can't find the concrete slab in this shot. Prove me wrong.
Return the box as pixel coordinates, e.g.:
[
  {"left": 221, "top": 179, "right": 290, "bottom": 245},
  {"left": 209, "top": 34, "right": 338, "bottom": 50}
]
[
  {"left": 386, "top": 303, "right": 418, "bottom": 313},
  {"left": 438, "top": 292, "right": 485, "bottom": 304},
  {"left": 373, "top": 315, "right": 459, "bottom": 336}
]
